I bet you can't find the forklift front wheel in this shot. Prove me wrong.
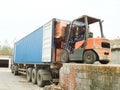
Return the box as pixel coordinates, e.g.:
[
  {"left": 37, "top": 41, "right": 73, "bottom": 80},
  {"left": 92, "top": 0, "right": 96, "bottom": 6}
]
[{"left": 61, "top": 49, "right": 69, "bottom": 63}]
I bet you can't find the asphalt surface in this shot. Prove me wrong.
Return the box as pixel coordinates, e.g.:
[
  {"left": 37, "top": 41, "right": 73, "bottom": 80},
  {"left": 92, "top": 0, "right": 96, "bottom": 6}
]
[{"left": 0, "top": 68, "right": 43, "bottom": 90}]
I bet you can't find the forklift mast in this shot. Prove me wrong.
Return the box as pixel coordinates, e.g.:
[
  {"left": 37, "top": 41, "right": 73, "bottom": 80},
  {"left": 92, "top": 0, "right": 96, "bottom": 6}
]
[{"left": 65, "top": 15, "right": 104, "bottom": 50}]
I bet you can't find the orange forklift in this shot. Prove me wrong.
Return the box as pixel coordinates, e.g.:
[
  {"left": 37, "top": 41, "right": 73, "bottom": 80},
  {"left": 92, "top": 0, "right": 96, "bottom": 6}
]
[{"left": 60, "top": 15, "right": 111, "bottom": 64}]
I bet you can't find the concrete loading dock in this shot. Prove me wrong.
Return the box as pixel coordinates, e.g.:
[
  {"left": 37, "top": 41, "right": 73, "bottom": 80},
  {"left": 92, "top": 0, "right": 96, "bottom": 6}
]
[
  {"left": 0, "top": 54, "right": 12, "bottom": 68},
  {"left": 59, "top": 64, "right": 120, "bottom": 90}
]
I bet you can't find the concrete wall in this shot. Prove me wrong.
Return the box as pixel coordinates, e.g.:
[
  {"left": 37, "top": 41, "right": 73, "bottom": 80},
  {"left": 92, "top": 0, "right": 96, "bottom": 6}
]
[
  {"left": 60, "top": 63, "right": 120, "bottom": 90},
  {"left": 110, "top": 49, "right": 120, "bottom": 64}
]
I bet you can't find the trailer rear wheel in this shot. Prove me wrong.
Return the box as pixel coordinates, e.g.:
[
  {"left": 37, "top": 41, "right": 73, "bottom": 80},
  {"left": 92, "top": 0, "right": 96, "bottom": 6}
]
[
  {"left": 83, "top": 50, "right": 96, "bottom": 64},
  {"left": 14, "top": 71, "right": 18, "bottom": 75},
  {"left": 13, "top": 65, "right": 19, "bottom": 75},
  {"left": 27, "top": 68, "right": 33, "bottom": 82},
  {"left": 11, "top": 65, "right": 14, "bottom": 73},
  {"left": 32, "top": 68, "right": 37, "bottom": 84},
  {"left": 37, "top": 70, "right": 45, "bottom": 87}
]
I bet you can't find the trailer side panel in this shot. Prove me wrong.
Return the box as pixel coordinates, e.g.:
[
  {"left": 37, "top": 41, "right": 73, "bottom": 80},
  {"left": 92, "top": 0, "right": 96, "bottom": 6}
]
[{"left": 14, "top": 27, "right": 44, "bottom": 64}]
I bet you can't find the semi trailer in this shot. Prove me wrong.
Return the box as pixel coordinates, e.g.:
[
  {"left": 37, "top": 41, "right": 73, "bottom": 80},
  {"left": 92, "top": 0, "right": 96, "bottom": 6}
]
[{"left": 11, "top": 15, "right": 111, "bottom": 87}]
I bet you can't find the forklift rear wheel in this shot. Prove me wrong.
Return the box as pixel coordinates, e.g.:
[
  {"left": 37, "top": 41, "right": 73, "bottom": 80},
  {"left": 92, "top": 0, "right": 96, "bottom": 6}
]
[
  {"left": 83, "top": 50, "right": 96, "bottom": 64},
  {"left": 61, "top": 49, "right": 69, "bottom": 63},
  {"left": 99, "top": 60, "right": 109, "bottom": 64}
]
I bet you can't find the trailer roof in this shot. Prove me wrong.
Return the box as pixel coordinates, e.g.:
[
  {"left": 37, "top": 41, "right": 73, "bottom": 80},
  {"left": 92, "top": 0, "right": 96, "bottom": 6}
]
[{"left": 74, "top": 15, "right": 100, "bottom": 24}]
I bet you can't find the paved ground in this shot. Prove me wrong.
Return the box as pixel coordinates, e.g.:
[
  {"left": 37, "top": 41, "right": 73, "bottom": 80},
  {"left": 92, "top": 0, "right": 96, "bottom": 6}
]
[{"left": 0, "top": 68, "right": 43, "bottom": 90}]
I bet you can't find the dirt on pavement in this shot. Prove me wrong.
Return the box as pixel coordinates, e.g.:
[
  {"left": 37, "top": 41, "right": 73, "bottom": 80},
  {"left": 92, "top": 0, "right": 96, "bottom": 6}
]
[{"left": 0, "top": 68, "right": 43, "bottom": 90}]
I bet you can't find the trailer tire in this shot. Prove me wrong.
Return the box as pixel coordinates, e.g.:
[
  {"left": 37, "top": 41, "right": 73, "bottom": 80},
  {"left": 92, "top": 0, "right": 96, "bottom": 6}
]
[
  {"left": 13, "top": 65, "right": 18, "bottom": 75},
  {"left": 11, "top": 65, "right": 14, "bottom": 73},
  {"left": 27, "top": 68, "right": 33, "bottom": 82},
  {"left": 14, "top": 71, "right": 18, "bottom": 75},
  {"left": 37, "top": 70, "right": 45, "bottom": 87},
  {"left": 61, "top": 49, "right": 69, "bottom": 63},
  {"left": 32, "top": 68, "right": 37, "bottom": 84},
  {"left": 83, "top": 50, "right": 96, "bottom": 64}
]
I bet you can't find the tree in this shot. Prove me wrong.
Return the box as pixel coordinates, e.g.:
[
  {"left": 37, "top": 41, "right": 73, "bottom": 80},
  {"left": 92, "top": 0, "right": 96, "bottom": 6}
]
[{"left": 0, "top": 40, "right": 13, "bottom": 55}]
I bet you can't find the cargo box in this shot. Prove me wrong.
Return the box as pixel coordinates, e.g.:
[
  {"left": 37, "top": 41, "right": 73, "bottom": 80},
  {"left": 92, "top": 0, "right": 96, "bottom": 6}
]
[{"left": 14, "top": 19, "right": 69, "bottom": 64}]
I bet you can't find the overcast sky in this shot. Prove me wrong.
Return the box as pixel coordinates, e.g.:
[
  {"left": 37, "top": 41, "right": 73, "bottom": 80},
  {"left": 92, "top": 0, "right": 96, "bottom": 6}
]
[{"left": 0, "top": 0, "right": 120, "bottom": 46}]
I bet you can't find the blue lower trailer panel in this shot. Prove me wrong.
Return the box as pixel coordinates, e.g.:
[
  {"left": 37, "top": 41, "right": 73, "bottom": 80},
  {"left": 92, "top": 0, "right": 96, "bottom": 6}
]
[{"left": 14, "top": 20, "right": 53, "bottom": 64}]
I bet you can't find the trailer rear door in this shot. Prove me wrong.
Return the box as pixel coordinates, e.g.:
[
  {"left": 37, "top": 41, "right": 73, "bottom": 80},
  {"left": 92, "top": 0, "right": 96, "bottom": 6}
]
[{"left": 42, "top": 21, "right": 53, "bottom": 62}]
